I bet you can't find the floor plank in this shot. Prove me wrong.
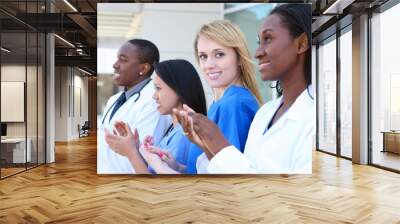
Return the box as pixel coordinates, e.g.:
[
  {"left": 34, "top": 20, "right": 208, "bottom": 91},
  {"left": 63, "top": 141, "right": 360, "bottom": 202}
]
[{"left": 0, "top": 135, "right": 400, "bottom": 223}]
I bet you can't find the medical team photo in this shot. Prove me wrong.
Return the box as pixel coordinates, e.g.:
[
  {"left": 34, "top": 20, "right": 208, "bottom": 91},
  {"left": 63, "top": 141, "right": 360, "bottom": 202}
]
[{"left": 96, "top": 3, "right": 315, "bottom": 175}]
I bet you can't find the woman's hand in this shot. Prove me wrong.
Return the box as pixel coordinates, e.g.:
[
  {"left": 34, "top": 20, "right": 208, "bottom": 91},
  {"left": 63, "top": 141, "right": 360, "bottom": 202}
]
[
  {"left": 146, "top": 146, "right": 181, "bottom": 171},
  {"left": 139, "top": 146, "right": 179, "bottom": 174},
  {"left": 104, "top": 122, "right": 140, "bottom": 159},
  {"left": 142, "top": 135, "right": 154, "bottom": 149},
  {"left": 139, "top": 145, "right": 163, "bottom": 169}
]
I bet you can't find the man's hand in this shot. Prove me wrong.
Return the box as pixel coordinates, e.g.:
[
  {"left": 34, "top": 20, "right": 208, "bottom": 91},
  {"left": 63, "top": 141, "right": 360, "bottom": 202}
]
[
  {"left": 173, "top": 104, "right": 230, "bottom": 159},
  {"left": 105, "top": 122, "right": 140, "bottom": 158}
]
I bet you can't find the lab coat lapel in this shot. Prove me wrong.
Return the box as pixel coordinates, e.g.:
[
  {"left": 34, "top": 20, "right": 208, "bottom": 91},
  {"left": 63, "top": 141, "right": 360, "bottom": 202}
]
[
  {"left": 108, "top": 93, "right": 137, "bottom": 124},
  {"left": 262, "top": 97, "right": 285, "bottom": 136},
  {"left": 263, "top": 88, "right": 312, "bottom": 136}
]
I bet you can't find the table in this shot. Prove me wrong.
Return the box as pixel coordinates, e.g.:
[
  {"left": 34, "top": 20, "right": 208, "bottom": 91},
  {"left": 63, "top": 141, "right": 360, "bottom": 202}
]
[
  {"left": 1, "top": 138, "right": 31, "bottom": 163},
  {"left": 381, "top": 131, "right": 400, "bottom": 154}
]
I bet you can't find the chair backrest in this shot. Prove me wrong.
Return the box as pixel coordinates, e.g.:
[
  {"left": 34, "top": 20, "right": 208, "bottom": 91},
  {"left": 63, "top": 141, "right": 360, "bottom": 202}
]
[{"left": 82, "top": 121, "right": 90, "bottom": 129}]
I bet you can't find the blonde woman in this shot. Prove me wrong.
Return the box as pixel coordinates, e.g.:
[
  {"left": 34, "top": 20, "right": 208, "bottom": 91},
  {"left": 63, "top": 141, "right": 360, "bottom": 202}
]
[
  {"left": 143, "top": 20, "right": 263, "bottom": 174},
  {"left": 182, "top": 20, "right": 263, "bottom": 173}
]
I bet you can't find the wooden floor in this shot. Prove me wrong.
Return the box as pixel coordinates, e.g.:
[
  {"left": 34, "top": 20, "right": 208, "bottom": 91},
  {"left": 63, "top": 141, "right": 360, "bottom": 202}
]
[
  {"left": 1, "top": 135, "right": 400, "bottom": 223},
  {"left": 0, "top": 167, "right": 26, "bottom": 178},
  {"left": 1, "top": 163, "right": 45, "bottom": 178}
]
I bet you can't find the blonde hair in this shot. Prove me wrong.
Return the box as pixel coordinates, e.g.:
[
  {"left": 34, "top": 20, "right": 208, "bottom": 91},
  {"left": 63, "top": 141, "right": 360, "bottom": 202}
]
[{"left": 194, "top": 20, "right": 263, "bottom": 105}]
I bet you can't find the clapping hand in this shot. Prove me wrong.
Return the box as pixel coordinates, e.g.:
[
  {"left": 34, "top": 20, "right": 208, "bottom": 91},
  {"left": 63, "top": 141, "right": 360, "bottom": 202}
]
[
  {"left": 104, "top": 121, "right": 140, "bottom": 158},
  {"left": 146, "top": 147, "right": 182, "bottom": 172},
  {"left": 172, "top": 105, "right": 205, "bottom": 150},
  {"left": 139, "top": 144, "right": 180, "bottom": 174},
  {"left": 173, "top": 104, "right": 230, "bottom": 159}
]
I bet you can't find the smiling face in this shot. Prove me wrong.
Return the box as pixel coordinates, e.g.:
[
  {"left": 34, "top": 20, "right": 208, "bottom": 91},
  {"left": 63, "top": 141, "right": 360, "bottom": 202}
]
[
  {"left": 152, "top": 74, "right": 181, "bottom": 115},
  {"left": 255, "top": 14, "right": 299, "bottom": 82},
  {"left": 112, "top": 42, "right": 143, "bottom": 89},
  {"left": 196, "top": 35, "right": 241, "bottom": 89}
]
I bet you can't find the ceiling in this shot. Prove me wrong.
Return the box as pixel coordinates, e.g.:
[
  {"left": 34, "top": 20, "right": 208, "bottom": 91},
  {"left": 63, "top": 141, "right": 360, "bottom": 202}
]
[
  {"left": 0, "top": 0, "right": 101, "bottom": 73},
  {"left": 0, "top": 0, "right": 394, "bottom": 74}
]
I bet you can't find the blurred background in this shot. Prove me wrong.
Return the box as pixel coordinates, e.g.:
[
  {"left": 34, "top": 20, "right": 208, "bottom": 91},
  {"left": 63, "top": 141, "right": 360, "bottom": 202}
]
[{"left": 97, "top": 3, "right": 278, "bottom": 122}]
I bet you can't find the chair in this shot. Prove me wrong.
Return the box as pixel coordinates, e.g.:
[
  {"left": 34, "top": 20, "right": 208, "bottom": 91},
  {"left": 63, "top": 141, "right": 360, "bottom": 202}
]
[{"left": 79, "top": 121, "right": 90, "bottom": 138}]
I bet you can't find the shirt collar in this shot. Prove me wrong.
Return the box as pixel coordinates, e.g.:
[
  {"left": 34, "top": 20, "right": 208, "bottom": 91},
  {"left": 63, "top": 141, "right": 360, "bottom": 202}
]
[
  {"left": 124, "top": 77, "right": 151, "bottom": 100},
  {"left": 283, "top": 85, "right": 315, "bottom": 121},
  {"left": 213, "top": 85, "right": 248, "bottom": 104},
  {"left": 263, "top": 86, "right": 314, "bottom": 135}
]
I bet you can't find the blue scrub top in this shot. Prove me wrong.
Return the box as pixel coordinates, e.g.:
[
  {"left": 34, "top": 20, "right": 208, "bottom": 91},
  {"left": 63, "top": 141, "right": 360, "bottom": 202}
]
[
  {"left": 185, "top": 85, "right": 259, "bottom": 174},
  {"left": 148, "top": 124, "right": 191, "bottom": 173}
]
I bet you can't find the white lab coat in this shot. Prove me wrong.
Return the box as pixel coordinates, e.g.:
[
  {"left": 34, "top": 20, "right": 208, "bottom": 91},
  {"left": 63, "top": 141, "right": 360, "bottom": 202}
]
[
  {"left": 207, "top": 87, "right": 315, "bottom": 174},
  {"left": 97, "top": 80, "right": 171, "bottom": 174}
]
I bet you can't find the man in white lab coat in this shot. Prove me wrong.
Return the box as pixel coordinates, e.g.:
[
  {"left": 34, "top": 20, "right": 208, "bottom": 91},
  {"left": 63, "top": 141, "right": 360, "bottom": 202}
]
[{"left": 97, "top": 39, "right": 171, "bottom": 174}]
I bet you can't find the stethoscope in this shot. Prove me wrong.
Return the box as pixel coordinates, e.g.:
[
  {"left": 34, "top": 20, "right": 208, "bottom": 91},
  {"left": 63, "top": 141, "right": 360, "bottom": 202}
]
[
  {"left": 162, "top": 124, "right": 174, "bottom": 138},
  {"left": 101, "top": 79, "right": 151, "bottom": 125}
]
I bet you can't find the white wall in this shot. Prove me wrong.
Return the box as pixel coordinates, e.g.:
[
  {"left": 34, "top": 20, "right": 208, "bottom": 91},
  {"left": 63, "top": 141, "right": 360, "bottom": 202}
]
[
  {"left": 72, "top": 73, "right": 89, "bottom": 138},
  {"left": 141, "top": 4, "right": 221, "bottom": 105},
  {"left": 55, "top": 67, "right": 68, "bottom": 141},
  {"left": 55, "top": 67, "right": 89, "bottom": 141}
]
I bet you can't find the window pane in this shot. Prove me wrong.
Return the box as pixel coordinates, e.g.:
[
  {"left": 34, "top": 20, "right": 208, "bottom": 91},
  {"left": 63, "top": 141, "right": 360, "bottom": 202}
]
[
  {"left": 371, "top": 3, "right": 400, "bottom": 171},
  {"left": 1, "top": 30, "right": 28, "bottom": 177},
  {"left": 38, "top": 33, "right": 45, "bottom": 165},
  {"left": 340, "top": 29, "right": 352, "bottom": 158},
  {"left": 318, "top": 37, "right": 337, "bottom": 154},
  {"left": 27, "top": 31, "right": 38, "bottom": 169}
]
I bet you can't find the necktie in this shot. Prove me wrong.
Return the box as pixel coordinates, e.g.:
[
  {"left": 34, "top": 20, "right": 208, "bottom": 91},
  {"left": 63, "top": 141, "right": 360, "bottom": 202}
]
[{"left": 109, "top": 92, "right": 126, "bottom": 122}]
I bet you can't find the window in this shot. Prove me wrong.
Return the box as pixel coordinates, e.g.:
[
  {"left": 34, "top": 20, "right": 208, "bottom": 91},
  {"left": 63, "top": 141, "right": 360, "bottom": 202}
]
[
  {"left": 0, "top": 1, "right": 46, "bottom": 179},
  {"left": 339, "top": 27, "right": 352, "bottom": 158},
  {"left": 317, "top": 35, "right": 337, "bottom": 155},
  {"left": 370, "top": 2, "right": 400, "bottom": 171}
]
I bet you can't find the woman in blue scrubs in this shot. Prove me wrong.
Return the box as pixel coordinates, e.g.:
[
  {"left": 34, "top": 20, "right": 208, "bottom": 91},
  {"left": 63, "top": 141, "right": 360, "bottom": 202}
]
[
  {"left": 142, "top": 20, "right": 263, "bottom": 174},
  {"left": 104, "top": 59, "right": 207, "bottom": 174},
  {"left": 185, "top": 20, "right": 263, "bottom": 174}
]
